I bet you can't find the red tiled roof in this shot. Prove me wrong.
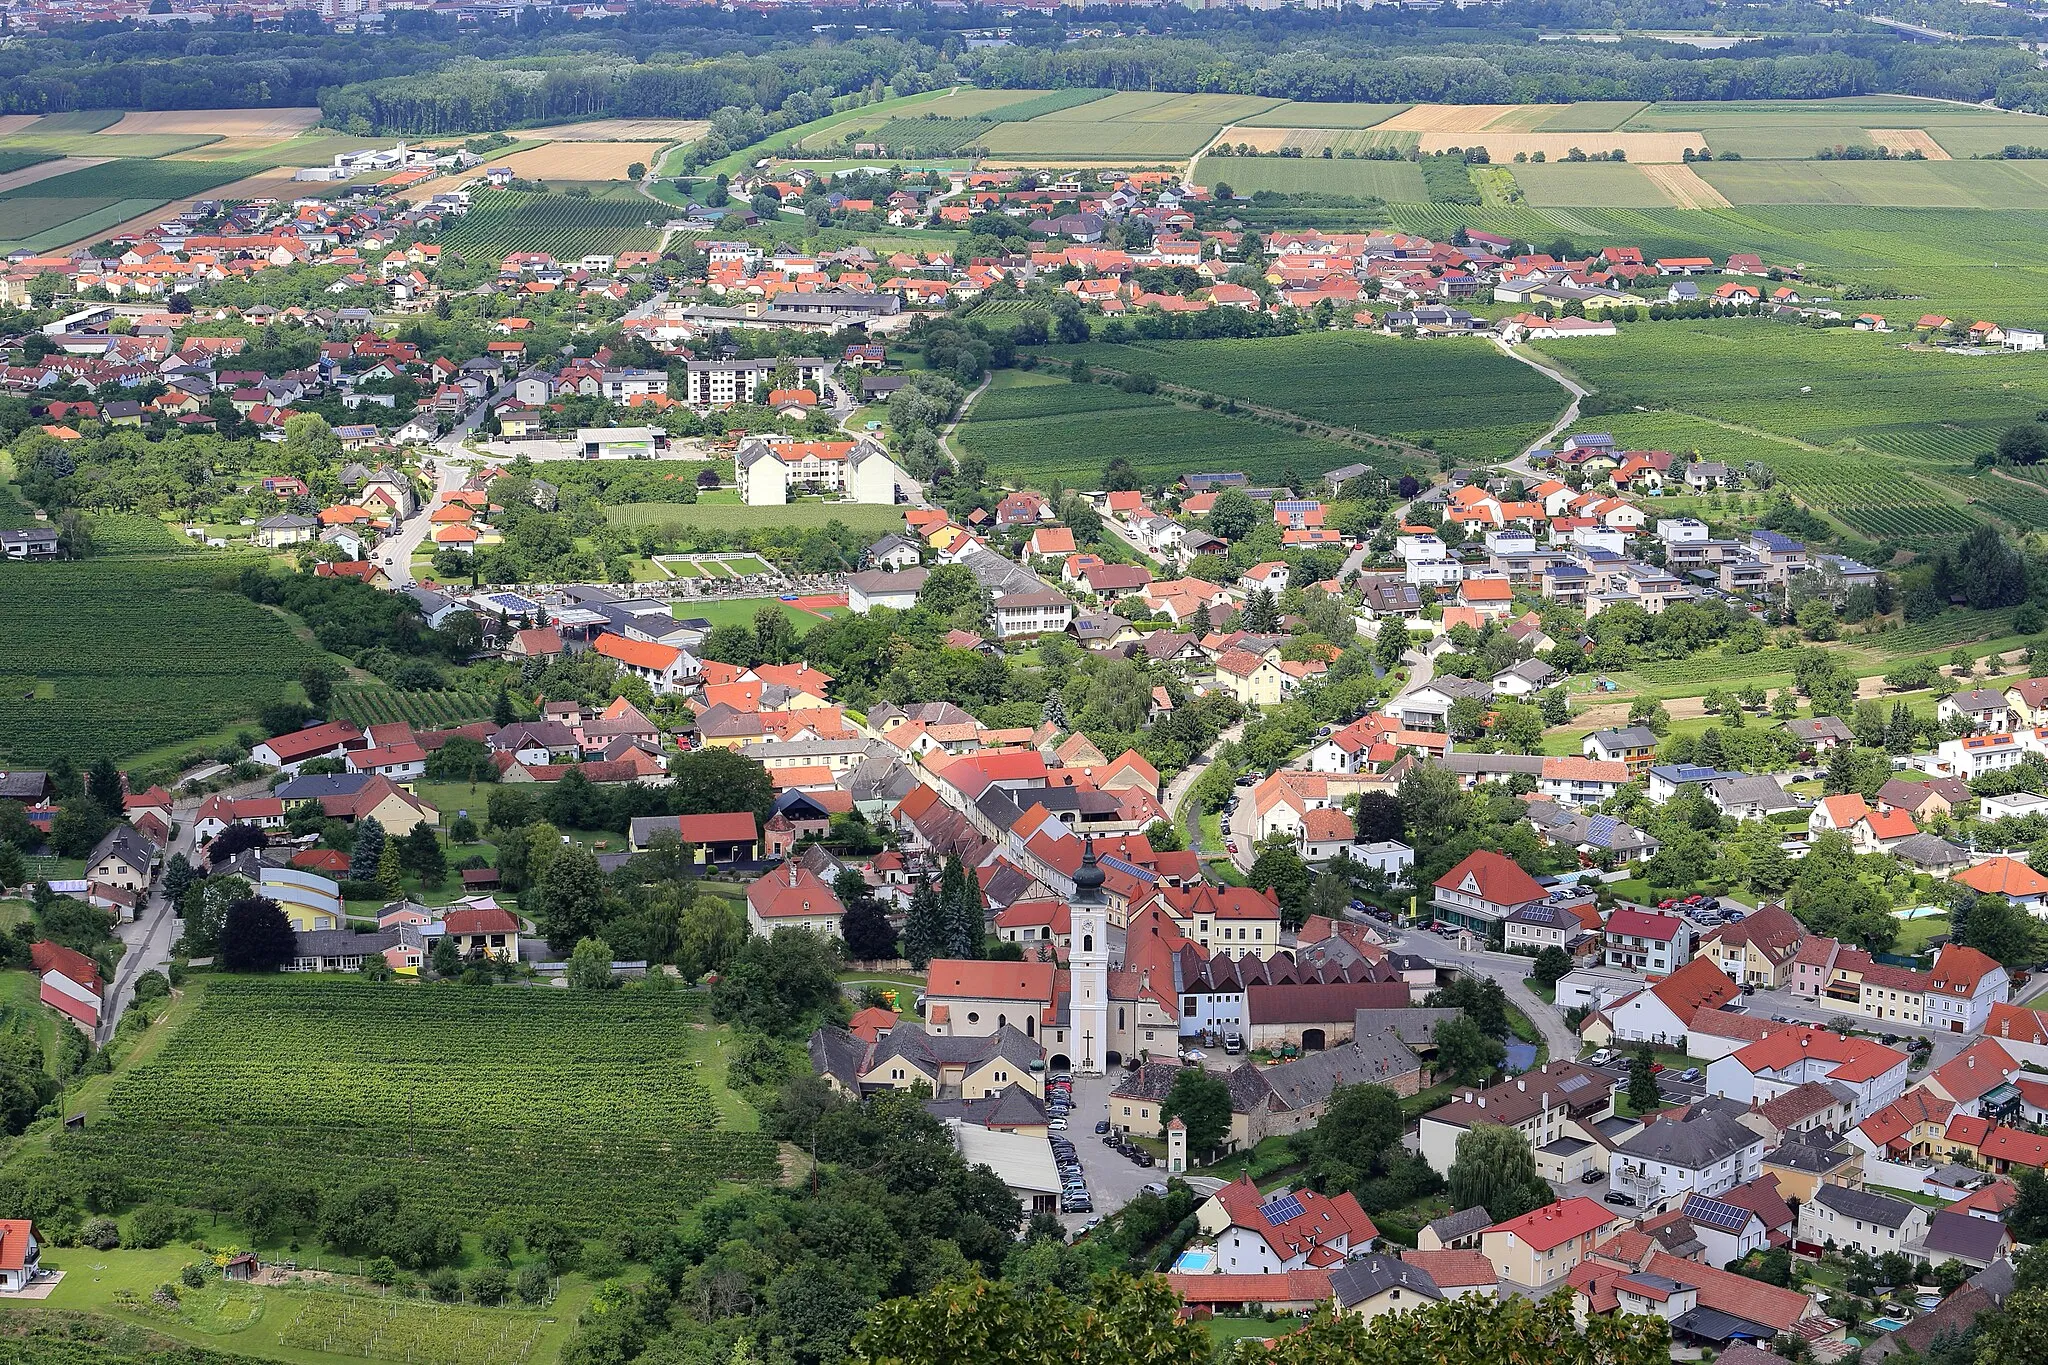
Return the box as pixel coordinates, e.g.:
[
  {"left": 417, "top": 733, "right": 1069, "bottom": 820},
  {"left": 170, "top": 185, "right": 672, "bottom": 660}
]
[
  {"left": 443, "top": 908, "right": 520, "bottom": 935},
  {"left": 1953, "top": 856, "right": 2048, "bottom": 898},
  {"left": 1434, "top": 849, "right": 1545, "bottom": 907},
  {"left": 1485, "top": 1196, "right": 1617, "bottom": 1252},
  {"left": 925, "top": 959, "right": 1057, "bottom": 1003},
  {"left": 595, "top": 632, "right": 683, "bottom": 671},
  {"left": 1647, "top": 957, "right": 1739, "bottom": 1021},
  {"left": 31, "top": 940, "right": 100, "bottom": 992}
]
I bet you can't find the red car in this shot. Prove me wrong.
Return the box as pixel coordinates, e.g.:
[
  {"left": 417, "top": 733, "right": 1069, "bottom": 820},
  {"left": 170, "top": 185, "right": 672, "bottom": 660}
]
[{"left": 1650, "top": 1063, "right": 1666, "bottom": 1074}]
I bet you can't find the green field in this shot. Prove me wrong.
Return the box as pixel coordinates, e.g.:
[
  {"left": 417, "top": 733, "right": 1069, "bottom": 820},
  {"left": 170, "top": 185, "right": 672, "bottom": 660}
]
[
  {"left": 1514, "top": 162, "right": 1688, "bottom": 208},
  {"left": 1033, "top": 332, "right": 1563, "bottom": 463},
  {"left": 438, "top": 190, "right": 660, "bottom": 262},
  {"left": 981, "top": 91, "right": 1284, "bottom": 161},
  {"left": 1618, "top": 95, "right": 2048, "bottom": 160},
  {"left": 1236, "top": 102, "right": 1413, "bottom": 129},
  {"left": 0, "top": 556, "right": 319, "bottom": 766},
  {"left": 604, "top": 500, "right": 904, "bottom": 537},
  {"left": 0, "top": 158, "right": 255, "bottom": 252},
  {"left": 1697, "top": 158, "right": 2048, "bottom": 209},
  {"left": 956, "top": 369, "right": 1372, "bottom": 486},
  {"left": 1198, "top": 157, "right": 1425, "bottom": 200},
  {"left": 673, "top": 598, "right": 826, "bottom": 633},
  {"left": 49, "top": 977, "right": 778, "bottom": 1238}
]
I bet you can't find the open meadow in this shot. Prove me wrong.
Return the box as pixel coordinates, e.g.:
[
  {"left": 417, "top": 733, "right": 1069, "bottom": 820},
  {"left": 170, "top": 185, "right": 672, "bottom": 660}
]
[{"left": 604, "top": 499, "right": 905, "bottom": 538}]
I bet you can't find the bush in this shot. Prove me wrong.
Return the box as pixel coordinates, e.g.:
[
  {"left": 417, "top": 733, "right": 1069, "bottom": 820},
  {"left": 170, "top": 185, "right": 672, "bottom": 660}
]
[
  {"left": 129, "top": 1202, "right": 190, "bottom": 1249},
  {"left": 365, "top": 1256, "right": 399, "bottom": 1286},
  {"left": 82, "top": 1217, "right": 121, "bottom": 1250},
  {"left": 515, "top": 1263, "right": 550, "bottom": 1304},
  {"left": 468, "top": 1265, "right": 510, "bottom": 1306},
  {"left": 181, "top": 1262, "right": 208, "bottom": 1288},
  {"left": 425, "top": 1267, "right": 462, "bottom": 1302}
]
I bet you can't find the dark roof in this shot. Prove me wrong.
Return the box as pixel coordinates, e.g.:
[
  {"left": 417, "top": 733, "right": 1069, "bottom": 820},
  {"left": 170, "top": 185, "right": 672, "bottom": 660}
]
[
  {"left": 1423, "top": 1206, "right": 1492, "bottom": 1244},
  {"left": 1330, "top": 1253, "right": 1441, "bottom": 1308},
  {"left": 294, "top": 928, "right": 399, "bottom": 958},
  {"left": 1616, "top": 1110, "right": 1761, "bottom": 1169},
  {"left": 0, "top": 770, "right": 50, "bottom": 801},
  {"left": 1111, "top": 1060, "right": 1183, "bottom": 1104},
  {"left": 1814, "top": 1183, "right": 1917, "bottom": 1229},
  {"left": 1245, "top": 980, "right": 1408, "bottom": 1024},
  {"left": 923, "top": 1083, "right": 1047, "bottom": 1130},
  {"left": 1232, "top": 1037, "right": 1420, "bottom": 1114},
  {"left": 1919, "top": 1209, "right": 2008, "bottom": 1263}
]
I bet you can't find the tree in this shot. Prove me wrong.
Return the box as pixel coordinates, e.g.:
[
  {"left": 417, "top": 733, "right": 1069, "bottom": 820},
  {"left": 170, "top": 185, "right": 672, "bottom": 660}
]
[
  {"left": 430, "top": 933, "right": 462, "bottom": 978},
  {"left": 399, "top": 820, "right": 446, "bottom": 890},
  {"left": 350, "top": 818, "right": 387, "bottom": 883},
  {"left": 1959, "top": 894, "right": 2042, "bottom": 970},
  {"left": 837, "top": 868, "right": 897, "bottom": 961},
  {"left": 567, "top": 936, "right": 616, "bottom": 989},
  {"left": 902, "top": 878, "right": 945, "bottom": 969},
  {"left": 1294, "top": 1083, "right": 1404, "bottom": 1193},
  {"left": 1975, "top": 1286, "right": 2048, "bottom": 1363},
  {"left": 425, "top": 736, "right": 495, "bottom": 784},
  {"left": 1161, "top": 1068, "right": 1231, "bottom": 1153},
  {"left": 2011, "top": 1166, "right": 2048, "bottom": 1243},
  {"left": 376, "top": 838, "right": 403, "bottom": 899},
  {"left": 1102, "top": 456, "right": 1140, "bottom": 493},
  {"left": 709, "top": 927, "right": 844, "bottom": 1036},
  {"left": 218, "top": 897, "right": 296, "bottom": 972},
  {"left": 1208, "top": 487, "right": 1256, "bottom": 540},
  {"left": 1628, "top": 1042, "right": 1662, "bottom": 1112},
  {"left": 1446, "top": 1123, "right": 1552, "bottom": 1223},
  {"left": 1352, "top": 791, "right": 1405, "bottom": 844},
  {"left": 533, "top": 841, "right": 607, "bottom": 950},
  {"left": 1532, "top": 945, "right": 1573, "bottom": 989},
  {"left": 1246, "top": 839, "right": 1310, "bottom": 926},
  {"left": 1432, "top": 1014, "right": 1505, "bottom": 1084}
]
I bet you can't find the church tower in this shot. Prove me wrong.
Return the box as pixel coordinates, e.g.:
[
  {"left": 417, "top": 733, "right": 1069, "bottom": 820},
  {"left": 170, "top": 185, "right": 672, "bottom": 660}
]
[{"left": 1070, "top": 837, "right": 1110, "bottom": 1076}]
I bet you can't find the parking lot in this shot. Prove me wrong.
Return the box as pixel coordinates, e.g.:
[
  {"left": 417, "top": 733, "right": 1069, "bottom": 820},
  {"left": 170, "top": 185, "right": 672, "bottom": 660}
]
[{"left": 1052, "top": 1071, "right": 1172, "bottom": 1233}]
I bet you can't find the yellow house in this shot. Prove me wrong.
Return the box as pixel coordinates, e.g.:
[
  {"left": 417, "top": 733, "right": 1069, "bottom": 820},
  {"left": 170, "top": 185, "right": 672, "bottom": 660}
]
[
  {"left": 255, "top": 866, "right": 343, "bottom": 933},
  {"left": 1761, "top": 1136, "right": 1863, "bottom": 1204},
  {"left": 1477, "top": 1198, "right": 1623, "bottom": 1290},
  {"left": 1695, "top": 904, "right": 1806, "bottom": 990},
  {"left": 812, "top": 1018, "right": 1045, "bottom": 1100},
  {"left": 1109, "top": 1060, "right": 1179, "bottom": 1136},
  {"left": 1332, "top": 1254, "right": 1452, "bottom": 1321},
  {"left": 1214, "top": 648, "right": 1290, "bottom": 708}
]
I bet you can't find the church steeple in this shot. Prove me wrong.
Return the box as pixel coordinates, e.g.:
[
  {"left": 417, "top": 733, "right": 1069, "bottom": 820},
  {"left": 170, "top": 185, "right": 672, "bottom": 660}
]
[{"left": 1070, "top": 834, "right": 1109, "bottom": 1077}]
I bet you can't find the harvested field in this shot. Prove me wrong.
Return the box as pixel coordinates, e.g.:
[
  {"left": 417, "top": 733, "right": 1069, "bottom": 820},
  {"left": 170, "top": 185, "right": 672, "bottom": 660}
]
[
  {"left": 1376, "top": 104, "right": 1528, "bottom": 132},
  {"left": 492, "top": 141, "right": 665, "bottom": 180},
  {"left": 535, "top": 118, "right": 710, "bottom": 142},
  {"left": 1868, "top": 128, "right": 1951, "bottom": 159},
  {"left": 102, "top": 108, "right": 321, "bottom": 140},
  {"left": 1638, "top": 162, "right": 1732, "bottom": 208},
  {"left": 0, "top": 116, "right": 41, "bottom": 136},
  {"left": 0, "top": 156, "right": 105, "bottom": 193},
  {"left": 1415, "top": 130, "right": 1704, "bottom": 163},
  {"left": 1237, "top": 102, "right": 1410, "bottom": 129}
]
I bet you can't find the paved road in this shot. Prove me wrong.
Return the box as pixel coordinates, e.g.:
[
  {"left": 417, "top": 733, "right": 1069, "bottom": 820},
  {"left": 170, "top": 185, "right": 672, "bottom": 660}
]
[
  {"left": 1059, "top": 1070, "right": 1166, "bottom": 1233},
  {"left": 1373, "top": 925, "right": 1582, "bottom": 1063},
  {"left": 99, "top": 795, "right": 202, "bottom": 1042},
  {"left": 1493, "top": 339, "right": 1588, "bottom": 466},
  {"left": 376, "top": 457, "right": 471, "bottom": 587}
]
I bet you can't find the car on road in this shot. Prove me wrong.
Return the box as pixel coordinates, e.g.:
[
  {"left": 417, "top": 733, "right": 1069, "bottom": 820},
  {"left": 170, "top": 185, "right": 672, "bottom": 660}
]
[
  {"left": 1650, "top": 1063, "right": 1666, "bottom": 1074},
  {"left": 1225, "top": 841, "right": 1238, "bottom": 853},
  {"left": 1094, "top": 1120, "right": 1111, "bottom": 1134},
  {"left": 1048, "top": 1118, "right": 1066, "bottom": 1129},
  {"left": 1141, "top": 1182, "right": 1168, "bottom": 1197}
]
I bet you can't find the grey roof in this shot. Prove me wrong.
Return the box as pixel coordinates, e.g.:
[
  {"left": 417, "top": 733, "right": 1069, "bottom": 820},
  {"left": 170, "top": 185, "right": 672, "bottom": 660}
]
[
  {"left": 1890, "top": 834, "right": 1970, "bottom": 869},
  {"left": 1763, "top": 1135, "right": 1853, "bottom": 1175},
  {"left": 1330, "top": 1253, "right": 1441, "bottom": 1309},
  {"left": 1706, "top": 774, "right": 1799, "bottom": 812},
  {"left": 1947, "top": 688, "right": 2011, "bottom": 713},
  {"left": 1232, "top": 1037, "right": 1421, "bottom": 1115},
  {"left": 1814, "top": 1182, "right": 1917, "bottom": 1229},
  {"left": 1589, "top": 726, "right": 1658, "bottom": 749},
  {"left": 87, "top": 823, "right": 154, "bottom": 875},
  {"left": 1616, "top": 1110, "right": 1763, "bottom": 1169},
  {"left": 1917, "top": 1209, "right": 2008, "bottom": 1263},
  {"left": 845, "top": 568, "right": 927, "bottom": 597},
  {"left": 1111, "top": 1060, "right": 1183, "bottom": 1103},
  {"left": 1353, "top": 1008, "right": 1464, "bottom": 1046},
  {"left": 923, "top": 1084, "right": 1048, "bottom": 1130},
  {"left": 0, "top": 770, "right": 50, "bottom": 801},
  {"left": 1422, "top": 1205, "right": 1493, "bottom": 1244},
  {"left": 276, "top": 772, "right": 375, "bottom": 802},
  {"left": 294, "top": 928, "right": 399, "bottom": 959},
  {"left": 1495, "top": 659, "right": 1559, "bottom": 685}
]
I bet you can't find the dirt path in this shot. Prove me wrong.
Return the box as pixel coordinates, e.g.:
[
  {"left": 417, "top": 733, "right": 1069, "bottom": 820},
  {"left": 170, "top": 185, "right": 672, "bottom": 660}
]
[
  {"left": 1490, "top": 340, "right": 1586, "bottom": 463},
  {"left": 1640, "top": 162, "right": 1732, "bottom": 209}
]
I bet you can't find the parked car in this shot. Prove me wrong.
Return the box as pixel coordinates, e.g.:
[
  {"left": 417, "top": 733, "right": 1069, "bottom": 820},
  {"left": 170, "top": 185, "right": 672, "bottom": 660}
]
[
  {"left": 1680, "top": 1067, "right": 1701, "bottom": 1083},
  {"left": 1048, "top": 1117, "right": 1067, "bottom": 1129},
  {"left": 1604, "top": 1191, "right": 1637, "bottom": 1207},
  {"left": 1094, "top": 1119, "right": 1111, "bottom": 1134},
  {"left": 1581, "top": 1171, "right": 1604, "bottom": 1184},
  {"left": 1141, "top": 1182, "right": 1168, "bottom": 1197}
]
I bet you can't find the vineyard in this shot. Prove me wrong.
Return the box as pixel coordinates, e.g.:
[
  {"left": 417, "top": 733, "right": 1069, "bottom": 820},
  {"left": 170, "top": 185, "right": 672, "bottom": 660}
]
[
  {"left": 956, "top": 371, "right": 1368, "bottom": 486},
  {"left": 0, "top": 556, "right": 317, "bottom": 765},
  {"left": 332, "top": 684, "right": 496, "bottom": 729},
  {"left": 439, "top": 191, "right": 660, "bottom": 263},
  {"left": 54, "top": 978, "right": 777, "bottom": 1235},
  {"left": 277, "top": 1291, "right": 549, "bottom": 1365},
  {"left": 1034, "top": 332, "right": 1558, "bottom": 462}
]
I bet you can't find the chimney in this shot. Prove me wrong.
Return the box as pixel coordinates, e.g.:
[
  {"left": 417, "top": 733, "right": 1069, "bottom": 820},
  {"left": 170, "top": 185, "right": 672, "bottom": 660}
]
[{"left": 1542, "top": 1092, "right": 1550, "bottom": 1110}]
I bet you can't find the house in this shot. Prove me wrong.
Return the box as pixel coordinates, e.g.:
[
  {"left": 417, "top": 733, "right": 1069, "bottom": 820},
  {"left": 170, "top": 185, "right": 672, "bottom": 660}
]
[
  {"left": 1431, "top": 849, "right": 1547, "bottom": 932},
  {"left": 592, "top": 632, "right": 698, "bottom": 695},
  {"left": 1600, "top": 957, "right": 1740, "bottom": 1049},
  {"left": 627, "top": 811, "right": 759, "bottom": 862},
  {"left": 251, "top": 720, "right": 365, "bottom": 773},
  {"left": 812, "top": 1020, "right": 1042, "bottom": 1101},
  {"left": 746, "top": 860, "right": 847, "bottom": 938},
  {"left": 0, "top": 1219, "right": 41, "bottom": 1293},
  {"left": 442, "top": 906, "right": 520, "bottom": 961},
  {"left": 1417, "top": 1206, "right": 1494, "bottom": 1252},
  {"left": 1608, "top": 1106, "right": 1766, "bottom": 1212},
  {"left": 1583, "top": 727, "right": 1657, "bottom": 776},
  {"left": 1418, "top": 1060, "right": 1616, "bottom": 1177},
  {"left": 1679, "top": 1189, "right": 1771, "bottom": 1269},
  {"left": 1199, "top": 1172, "right": 1378, "bottom": 1273},
  {"left": 255, "top": 513, "right": 317, "bottom": 548},
  {"left": 31, "top": 941, "right": 101, "bottom": 1031},
  {"left": 1696, "top": 905, "right": 1805, "bottom": 990},
  {"left": 1924, "top": 943, "right": 2010, "bottom": 1035},
  {"left": 84, "top": 823, "right": 154, "bottom": 902},
  {"left": 1905, "top": 1208, "right": 2013, "bottom": 1271},
  {"left": 1952, "top": 856, "right": 2048, "bottom": 913},
  {"left": 1705, "top": 1023, "right": 1910, "bottom": 1119},
  {"left": 1603, "top": 908, "right": 1693, "bottom": 976},
  {"left": 1939, "top": 688, "right": 2016, "bottom": 733},
  {"left": 1796, "top": 1183, "right": 1925, "bottom": 1258},
  {"left": 1478, "top": 1198, "right": 1625, "bottom": 1291},
  {"left": 1330, "top": 1253, "right": 1448, "bottom": 1321}
]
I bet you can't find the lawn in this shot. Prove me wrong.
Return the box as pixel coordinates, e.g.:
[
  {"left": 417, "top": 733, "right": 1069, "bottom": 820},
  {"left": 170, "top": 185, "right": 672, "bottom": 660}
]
[
  {"left": 1891, "top": 913, "right": 1951, "bottom": 956},
  {"left": 671, "top": 597, "right": 825, "bottom": 633},
  {"left": 604, "top": 500, "right": 904, "bottom": 537}
]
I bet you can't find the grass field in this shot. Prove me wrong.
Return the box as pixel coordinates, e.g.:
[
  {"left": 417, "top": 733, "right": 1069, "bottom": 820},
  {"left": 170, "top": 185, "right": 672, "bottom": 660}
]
[
  {"left": 673, "top": 598, "right": 827, "bottom": 633},
  {"left": 1197, "top": 156, "right": 1425, "bottom": 199},
  {"left": 1515, "top": 162, "right": 1688, "bottom": 208},
  {"left": 980, "top": 91, "right": 1284, "bottom": 163},
  {"left": 1696, "top": 158, "right": 2048, "bottom": 208},
  {"left": 51, "top": 976, "right": 778, "bottom": 1238},
  {"left": 0, "top": 556, "right": 318, "bottom": 767},
  {"left": 605, "top": 500, "right": 904, "bottom": 537},
  {"left": 956, "top": 368, "right": 1372, "bottom": 486},
  {"left": 1033, "top": 332, "right": 1563, "bottom": 462},
  {"left": 0, "top": 157, "right": 254, "bottom": 251}
]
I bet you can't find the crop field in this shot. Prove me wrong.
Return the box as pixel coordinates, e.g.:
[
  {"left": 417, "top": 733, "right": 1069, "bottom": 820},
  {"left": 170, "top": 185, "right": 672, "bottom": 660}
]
[
  {"left": 1197, "top": 156, "right": 1425, "bottom": 200},
  {"left": 1034, "top": 332, "right": 1561, "bottom": 461},
  {"left": 956, "top": 370, "right": 1370, "bottom": 486},
  {"left": 487, "top": 141, "right": 666, "bottom": 181},
  {"left": 331, "top": 684, "right": 496, "bottom": 729},
  {"left": 981, "top": 91, "right": 1284, "bottom": 163},
  {"left": 1618, "top": 95, "right": 2048, "bottom": 160},
  {"left": 0, "top": 557, "right": 317, "bottom": 766},
  {"left": 439, "top": 190, "right": 660, "bottom": 261},
  {"left": 0, "top": 158, "right": 252, "bottom": 251},
  {"left": 278, "top": 1292, "right": 550, "bottom": 1365},
  {"left": 1515, "top": 162, "right": 1695, "bottom": 208},
  {"left": 532, "top": 116, "right": 711, "bottom": 142},
  {"left": 1696, "top": 158, "right": 2048, "bottom": 209},
  {"left": 0, "top": 149, "right": 57, "bottom": 177},
  {"left": 55, "top": 978, "right": 779, "bottom": 1236},
  {"left": 1237, "top": 102, "right": 1413, "bottom": 129}
]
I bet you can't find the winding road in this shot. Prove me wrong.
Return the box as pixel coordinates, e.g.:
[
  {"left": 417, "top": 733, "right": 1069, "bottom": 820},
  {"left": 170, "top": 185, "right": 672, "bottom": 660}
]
[{"left": 1492, "top": 339, "right": 1588, "bottom": 472}]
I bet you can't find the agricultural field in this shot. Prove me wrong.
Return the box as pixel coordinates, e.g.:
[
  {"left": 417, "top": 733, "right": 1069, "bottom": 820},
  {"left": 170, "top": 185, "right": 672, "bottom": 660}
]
[
  {"left": 483, "top": 141, "right": 666, "bottom": 182},
  {"left": 0, "top": 556, "right": 318, "bottom": 767},
  {"left": 1696, "top": 158, "right": 2048, "bottom": 209},
  {"left": 980, "top": 92, "right": 1283, "bottom": 164},
  {"left": 1198, "top": 156, "right": 1426, "bottom": 200},
  {"left": 439, "top": 189, "right": 661, "bottom": 262},
  {"left": 52, "top": 977, "right": 780, "bottom": 1237},
  {"left": 277, "top": 1292, "right": 551, "bottom": 1365},
  {"left": 955, "top": 369, "right": 1368, "bottom": 487},
  {"left": 0, "top": 157, "right": 253, "bottom": 252},
  {"left": 1236, "top": 103, "right": 1413, "bottom": 129},
  {"left": 330, "top": 684, "right": 497, "bottom": 729},
  {"left": 1617, "top": 95, "right": 2048, "bottom": 159},
  {"left": 1033, "top": 332, "right": 1562, "bottom": 463},
  {"left": 1514, "top": 162, "right": 1698, "bottom": 208}
]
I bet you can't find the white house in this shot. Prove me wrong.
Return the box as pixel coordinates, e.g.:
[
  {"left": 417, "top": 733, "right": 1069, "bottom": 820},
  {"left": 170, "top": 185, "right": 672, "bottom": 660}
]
[
  {"left": 1608, "top": 1109, "right": 1765, "bottom": 1213},
  {"left": 1798, "top": 1184, "right": 1926, "bottom": 1258}
]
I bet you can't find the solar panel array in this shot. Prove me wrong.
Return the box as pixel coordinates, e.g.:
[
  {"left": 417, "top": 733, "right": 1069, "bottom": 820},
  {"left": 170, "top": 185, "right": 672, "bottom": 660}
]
[
  {"left": 1585, "top": 815, "right": 1620, "bottom": 846},
  {"left": 1682, "top": 1193, "right": 1751, "bottom": 1232},
  {"left": 1100, "top": 853, "right": 1157, "bottom": 884},
  {"left": 1557, "top": 1073, "right": 1591, "bottom": 1094},
  {"left": 1260, "top": 1194, "right": 1306, "bottom": 1225}
]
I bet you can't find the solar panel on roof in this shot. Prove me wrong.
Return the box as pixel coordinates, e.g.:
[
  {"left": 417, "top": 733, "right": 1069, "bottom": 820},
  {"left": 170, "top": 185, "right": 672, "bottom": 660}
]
[
  {"left": 1100, "top": 854, "right": 1157, "bottom": 883},
  {"left": 1585, "top": 815, "right": 1619, "bottom": 845},
  {"left": 1260, "top": 1194, "right": 1305, "bottom": 1225},
  {"left": 1682, "top": 1194, "right": 1751, "bottom": 1231},
  {"left": 1557, "top": 1073, "right": 1591, "bottom": 1094}
]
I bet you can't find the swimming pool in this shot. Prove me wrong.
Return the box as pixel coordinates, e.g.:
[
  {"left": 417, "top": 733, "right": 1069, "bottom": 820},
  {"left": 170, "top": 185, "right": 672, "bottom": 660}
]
[
  {"left": 1174, "top": 1249, "right": 1217, "bottom": 1274},
  {"left": 1870, "top": 1317, "right": 1911, "bottom": 1332}
]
